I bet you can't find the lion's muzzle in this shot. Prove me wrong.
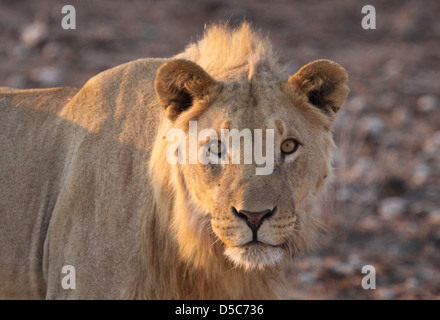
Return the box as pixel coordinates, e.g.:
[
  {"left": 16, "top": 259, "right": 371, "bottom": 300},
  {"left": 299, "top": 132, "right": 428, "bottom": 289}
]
[{"left": 232, "top": 206, "right": 276, "bottom": 242}]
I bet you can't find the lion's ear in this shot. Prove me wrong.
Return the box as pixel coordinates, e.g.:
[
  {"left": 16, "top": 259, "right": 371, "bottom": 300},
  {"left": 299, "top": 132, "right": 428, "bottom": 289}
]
[
  {"left": 288, "top": 59, "right": 349, "bottom": 116},
  {"left": 155, "top": 59, "right": 218, "bottom": 121}
]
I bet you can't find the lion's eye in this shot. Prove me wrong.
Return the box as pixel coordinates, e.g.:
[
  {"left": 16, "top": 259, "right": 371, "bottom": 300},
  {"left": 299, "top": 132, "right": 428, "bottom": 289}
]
[
  {"left": 207, "top": 140, "right": 226, "bottom": 158},
  {"left": 281, "top": 139, "right": 299, "bottom": 155}
]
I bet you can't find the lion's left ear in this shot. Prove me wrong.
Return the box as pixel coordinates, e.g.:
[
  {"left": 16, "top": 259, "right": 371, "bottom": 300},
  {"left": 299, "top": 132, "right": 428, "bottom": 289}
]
[
  {"left": 288, "top": 59, "right": 349, "bottom": 116},
  {"left": 155, "top": 59, "right": 219, "bottom": 121}
]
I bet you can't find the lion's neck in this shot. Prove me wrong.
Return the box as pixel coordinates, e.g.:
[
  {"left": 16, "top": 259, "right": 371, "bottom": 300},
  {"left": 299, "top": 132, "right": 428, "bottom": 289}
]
[{"left": 141, "top": 212, "right": 283, "bottom": 299}]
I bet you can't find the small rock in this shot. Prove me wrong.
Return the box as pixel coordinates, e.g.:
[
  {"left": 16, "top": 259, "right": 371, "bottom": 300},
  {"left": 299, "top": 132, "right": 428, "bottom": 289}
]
[
  {"left": 409, "top": 201, "right": 425, "bottom": 215},
  {"left": 350, "top": 158, "right": 373, "bottom": 180},
  {"left": 385, "top": 59, "right": 403, "bottom": 79},
  {"left": 423, "top": 131, "right": 440, "bottom": 154},
  {"left": 30, "top": 67, "right": 63, "bottom": 86},
  {"left": 330, "top": 262, "right": 356, "bottom": 276},
  {"left": 416, "top": 94, "right": 438, "bottom": 112},
  {"left": 298, "top": 272, "right": 317, "bottom": 284},
  {"left": 400, "top": 222, "right": 419, "bottom": 237},
  {"left": 427, "top": 210, "right": 440, "bottom": 225},
  {"left": 348, "top": 96, "right": 367, "bottom": 113},
  {"left": 411, "top": 163, "right": 430, "bottom": 185},
  {"left": 378, "top": 197, "right": 408, "bottom": 220},
  {"left": 20, "top": 21, "right": 49, "bottom": 48},
  {"left": 362, "top": 116, "right": 385, "bottom": 137},
  {"left": 42, "top": 42, "right": 63, "bottom": 60},
  {"left": 362, "top": 216, "right": 382, "bottom": 231},
  {"left": 378, "top": 288, "right": 396, "bottom": 300},
  {"left": 348, "top": 253, "right": 361, "bottom": 265},
  {"left": 391, "top": 108, "right": 411, "bottom": 126},
  {"left": 11, "top": 44, "right": 30, "bottom": 60},
  {"left": 404, "top": 277, "right": 420, "bottom": 289}
]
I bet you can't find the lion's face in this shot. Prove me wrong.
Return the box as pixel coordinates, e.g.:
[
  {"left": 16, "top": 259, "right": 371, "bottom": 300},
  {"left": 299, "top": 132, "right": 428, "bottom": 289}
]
[{"left": 155, "top": 59, "right": 348, "bottom": 270}]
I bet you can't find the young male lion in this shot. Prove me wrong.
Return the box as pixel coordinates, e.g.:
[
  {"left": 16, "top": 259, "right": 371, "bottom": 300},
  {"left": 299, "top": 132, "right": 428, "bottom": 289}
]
[{"left": 0, "top": 23, "right": 348, "bottom": 299}]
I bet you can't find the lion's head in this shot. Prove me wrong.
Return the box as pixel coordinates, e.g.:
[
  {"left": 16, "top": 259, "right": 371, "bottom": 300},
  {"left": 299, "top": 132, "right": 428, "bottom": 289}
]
[{"left": 150, "top": 24, "right": 348, "bottom": 272}]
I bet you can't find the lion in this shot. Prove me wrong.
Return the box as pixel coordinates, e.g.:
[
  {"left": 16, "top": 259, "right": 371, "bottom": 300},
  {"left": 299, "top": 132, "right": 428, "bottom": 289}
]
[{"left": 0, "top": 23, "right": 348, "bottom": 299}]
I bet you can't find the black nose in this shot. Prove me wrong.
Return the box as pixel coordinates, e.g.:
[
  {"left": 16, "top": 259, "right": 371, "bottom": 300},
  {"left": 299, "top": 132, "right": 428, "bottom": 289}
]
[{"left": 233, "top": 207, "right": 276, "bottom": 240}]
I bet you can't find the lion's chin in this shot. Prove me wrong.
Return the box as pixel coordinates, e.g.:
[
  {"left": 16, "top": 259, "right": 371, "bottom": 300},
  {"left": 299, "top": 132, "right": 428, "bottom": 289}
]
[{"left": 224, "top": 242, "right": 285, "bottom": 271}]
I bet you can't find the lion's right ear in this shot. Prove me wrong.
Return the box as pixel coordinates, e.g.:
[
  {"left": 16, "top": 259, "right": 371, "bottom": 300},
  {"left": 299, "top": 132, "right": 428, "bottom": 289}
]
[{"left": 155, "top": 59, "right": 218, "bottom": 121}]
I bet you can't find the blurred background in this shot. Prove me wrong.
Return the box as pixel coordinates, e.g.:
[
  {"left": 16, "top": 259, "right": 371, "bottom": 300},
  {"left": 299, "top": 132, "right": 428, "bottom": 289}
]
[{"left": 1, "top": 0, "right": 439, "bottom": 299}]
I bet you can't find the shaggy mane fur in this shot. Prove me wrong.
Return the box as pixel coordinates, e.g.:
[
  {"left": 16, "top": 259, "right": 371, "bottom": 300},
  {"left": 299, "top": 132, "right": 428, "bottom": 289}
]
[{"left": 175, "top": 22, "right": 285, "bottom": 80}]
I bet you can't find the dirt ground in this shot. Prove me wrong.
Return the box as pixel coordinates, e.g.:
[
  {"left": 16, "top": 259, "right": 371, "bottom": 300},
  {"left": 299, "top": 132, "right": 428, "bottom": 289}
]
[{"left": 1, "top": 0, "right": 439, "bottom": 299}]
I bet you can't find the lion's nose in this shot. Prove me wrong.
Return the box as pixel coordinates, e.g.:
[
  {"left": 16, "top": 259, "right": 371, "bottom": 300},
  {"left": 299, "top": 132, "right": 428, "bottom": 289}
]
[{"left": 233, "top": 207, "right": 276, "bottom": 240}]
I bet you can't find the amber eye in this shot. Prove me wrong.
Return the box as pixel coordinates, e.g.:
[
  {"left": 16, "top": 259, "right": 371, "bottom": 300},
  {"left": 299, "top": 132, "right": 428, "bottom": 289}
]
[
  {"left": 207, "top": 140, "right": 226, "bottom": 158},
  {"left": 281, "top": 139, "right": 299, "bottom": 155}
]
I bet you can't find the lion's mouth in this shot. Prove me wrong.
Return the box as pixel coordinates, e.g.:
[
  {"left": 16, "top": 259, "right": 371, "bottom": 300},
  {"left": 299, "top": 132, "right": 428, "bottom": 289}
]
[
  {"left": 242, "top": 240, "right": 285, "bottom": 248},
  {"left": 223, "top": 241, "right": 286, "bottom": 270}
]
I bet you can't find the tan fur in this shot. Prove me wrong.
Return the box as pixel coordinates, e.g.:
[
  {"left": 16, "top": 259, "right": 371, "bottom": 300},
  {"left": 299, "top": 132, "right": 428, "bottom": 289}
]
[{"left": 0, "top": 23, "right": 348, "bottom": 299}]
